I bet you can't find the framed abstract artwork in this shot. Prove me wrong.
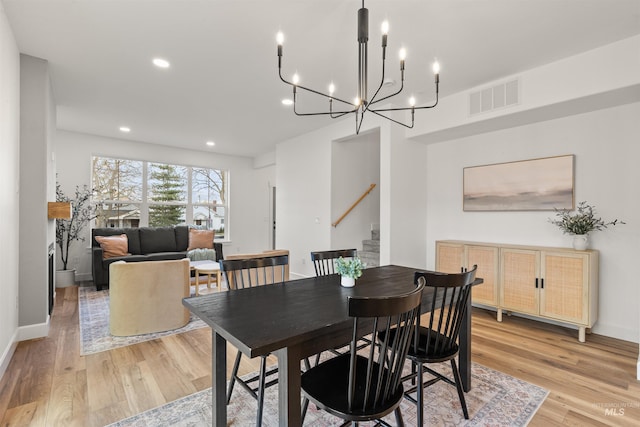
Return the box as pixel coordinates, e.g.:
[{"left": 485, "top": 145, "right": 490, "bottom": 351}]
[{"left": 463, "top": 155, "right": 574, "bottom": 211}]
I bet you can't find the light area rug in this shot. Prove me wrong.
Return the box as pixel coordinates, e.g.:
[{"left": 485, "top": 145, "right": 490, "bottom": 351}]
[
  {"left": 107, "top": 362, "right": 548, "bottom": 426},
  {"left": 79, "top": 285, "right": 210, "bottom": 355}
]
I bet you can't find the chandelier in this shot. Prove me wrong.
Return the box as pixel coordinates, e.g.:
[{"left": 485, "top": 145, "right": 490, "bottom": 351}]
[{"left": 277, "top": 0, "right": 440, "bottom": 134}]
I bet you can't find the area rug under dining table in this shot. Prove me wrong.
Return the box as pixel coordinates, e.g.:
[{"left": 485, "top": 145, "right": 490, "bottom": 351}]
[
  {"left": 107, "top": 361, "right": 548, "bottom": 426},
  {"left": 78, "top": 284, "right": 210, "bottom": 355}
]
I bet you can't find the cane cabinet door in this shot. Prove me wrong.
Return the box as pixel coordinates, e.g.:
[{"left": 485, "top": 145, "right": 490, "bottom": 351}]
[
  {"left": 540, "top": 251, "right": 589, "bottom": 324},
  {"left": 500, "top": 248, "right": 539, "bottom": 315},
  {"left": 435, "top": 242, "right": 464, "bottom": 274}
]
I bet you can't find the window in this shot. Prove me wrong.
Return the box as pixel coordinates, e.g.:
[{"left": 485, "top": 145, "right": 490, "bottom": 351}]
[{"left": 92, "top": 156, "right": 228, "bottom": 239}]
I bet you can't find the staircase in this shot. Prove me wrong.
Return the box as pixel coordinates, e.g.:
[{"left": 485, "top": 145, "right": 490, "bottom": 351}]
[{"left": 359, "top": 229, "right": 380, "bottom": 268}]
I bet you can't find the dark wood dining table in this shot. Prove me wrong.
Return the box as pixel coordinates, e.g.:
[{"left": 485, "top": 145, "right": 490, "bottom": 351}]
[{"left": 183, "top": 264, "right": 482, "bottom": 427}]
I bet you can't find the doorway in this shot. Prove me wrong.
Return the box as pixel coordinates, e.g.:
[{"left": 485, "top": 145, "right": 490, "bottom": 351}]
[{"left": 271, "top": 186, "right": 276, "bottom": 249}]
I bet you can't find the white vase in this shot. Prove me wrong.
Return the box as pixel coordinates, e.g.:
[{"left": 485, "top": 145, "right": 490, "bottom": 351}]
[
  {"left": 572, "top": 235, "right": 589, "bottom": 250},
  {"left": 55, "top": 269, "right": 76, "bottom": 287},
  {"left": 340, "top": 276, "right": 356, "bottom": 288}
]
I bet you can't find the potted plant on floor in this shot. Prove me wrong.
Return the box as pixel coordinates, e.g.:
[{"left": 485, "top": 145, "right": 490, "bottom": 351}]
[
  {"left": 335, "top": 256, "right": 365, "bottom": 287},
  {"left": 549, "top": 201, "right": 624, "bottom": 250},
  {"left": 55, "top": 182, "right": 96, "bottom": 287}
]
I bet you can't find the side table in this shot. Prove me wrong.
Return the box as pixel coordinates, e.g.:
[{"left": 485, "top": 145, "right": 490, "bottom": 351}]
[{"left": 189, "top": 260, "right": 222, "bottom": 295}]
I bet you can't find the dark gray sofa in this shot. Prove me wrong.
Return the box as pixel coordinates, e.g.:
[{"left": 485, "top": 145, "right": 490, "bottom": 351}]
[{"left": 91, "top": 225, "right": 223, "bottom": 290}]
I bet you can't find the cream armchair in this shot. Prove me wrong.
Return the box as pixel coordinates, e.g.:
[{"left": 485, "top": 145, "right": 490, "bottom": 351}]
[{"left": 109, "top": 258, "right": 190, "bottom": 336}]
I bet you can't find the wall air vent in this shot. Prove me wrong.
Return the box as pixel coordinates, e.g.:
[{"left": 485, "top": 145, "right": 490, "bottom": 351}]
[{"left": 469, "top": 78, "right": 520, "bottom": 116}]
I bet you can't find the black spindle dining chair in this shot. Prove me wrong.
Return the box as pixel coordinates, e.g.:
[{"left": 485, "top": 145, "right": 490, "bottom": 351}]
[
  {"left": 219, "top": 254, "right": 289, "bottom": 427},
  {"left": 399, "top": 266, "right": 478, "bottom": 425},
  {"left": 309, "top": 249, "right": 365, "bottom": 365},
  {"left": 301, "top": 281, "right": 424, "bottom": 426},
  {"left": 311, "top": 248, "right": 358, "bottom": 276}
]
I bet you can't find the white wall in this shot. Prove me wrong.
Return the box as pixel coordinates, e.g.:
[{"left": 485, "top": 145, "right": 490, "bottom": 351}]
[
  {"left": 425, "top": 102, "right": 640, "bottom": 342},
  {"left": 277, "top": 125, "right": 333, "bottom": 277},
  {"left": 387, "top": 122, "right": 428, "bottom": 269},
  {"left": 0, "top": 4, "right": 21, "bottom": 379},
  {"left": 19, "top": 54, "right": 54, "bottom": 338},
  {"left": 55, "top": 130, "right": 274, "bottom": 279}
]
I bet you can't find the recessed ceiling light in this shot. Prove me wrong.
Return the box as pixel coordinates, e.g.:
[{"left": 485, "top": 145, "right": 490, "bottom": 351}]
[
  {"left": 281, "top": 99, "right": 293, "bottom": 106},
  {"left": 152, "top": 58, "right": 170, "bottom": 68},
  {"left": 206, "top": 141, "right": 215, "bottom": 147},
  {"left": 119, "top": 126, "right": 131, "bottom": 133}
]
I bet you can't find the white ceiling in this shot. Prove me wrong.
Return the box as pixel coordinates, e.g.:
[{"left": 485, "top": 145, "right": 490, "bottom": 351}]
[{"left": 4, "top": 0, "right": 640, "bottom": 158}]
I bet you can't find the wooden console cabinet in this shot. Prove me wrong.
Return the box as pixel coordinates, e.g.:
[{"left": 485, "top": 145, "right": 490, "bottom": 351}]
[{"left": 436, "top": 240, "right": 598, "bottom": 342}]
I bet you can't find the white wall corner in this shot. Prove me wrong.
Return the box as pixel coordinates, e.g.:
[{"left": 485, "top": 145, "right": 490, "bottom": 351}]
[
  {"left": 0, "top": 330, "right": 18, "bottom": 382},
  {"left": 18, "top": 315, "right": 50, "bottom": 342},
  {"left": 253, "top": 151, "right": 276, "bottom": 169}
]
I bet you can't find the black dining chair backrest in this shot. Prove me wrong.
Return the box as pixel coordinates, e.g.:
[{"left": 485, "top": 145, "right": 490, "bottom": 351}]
[
  {"left": 300, "top": 281, "right": 424, "bottom": 423},
  {"left": 346, "top": 283, "right": 424, "bottom": 413},
  {"left": 220, "top": 255, "right": 289, "bottom": 289},
  {"left": 413, "top": 265, "right": 477, "bottom": 358},
  {"left": 218, "top": 254, "right": 290, "bottom": 427},
  {"left": 310, "top": 249, "right": 358, "bottom": 276}
]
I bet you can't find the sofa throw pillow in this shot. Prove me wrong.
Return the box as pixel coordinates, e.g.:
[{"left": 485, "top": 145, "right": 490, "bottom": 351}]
[
  {"left": 187, "top": 248, "right": 217, "bottom": 261},
  {"left": 187, "top": 229, "right": 214, "bottom": 250},
  {"left": 95, "top": 234, "right": 130, "bottom": 259}
]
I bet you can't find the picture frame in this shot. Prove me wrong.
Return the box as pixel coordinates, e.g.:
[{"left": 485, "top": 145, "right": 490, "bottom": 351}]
[{"left": 463, "top": 155, "right": 574, "bottom": 211}]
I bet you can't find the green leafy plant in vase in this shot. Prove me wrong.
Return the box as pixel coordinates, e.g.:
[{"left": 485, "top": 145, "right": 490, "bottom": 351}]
[
  {"left": 335, "top": 256, "right": 365, "bottom": 287},
  {"left": 549, "top": 201, "right": 624, "bottom": 250}
]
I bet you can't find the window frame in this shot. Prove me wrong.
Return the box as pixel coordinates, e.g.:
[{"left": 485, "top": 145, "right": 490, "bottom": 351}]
[{"left": 91, "top": 155, "right": 229, "bottom": 240}]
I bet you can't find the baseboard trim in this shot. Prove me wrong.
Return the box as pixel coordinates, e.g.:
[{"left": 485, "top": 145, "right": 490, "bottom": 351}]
[
  {"left": 18, "top": 315, "right": 50, "bottom": 342},
  {"left": 0, "top": 330, "right": 18, "bottom": 382},
  {"left": 76, "top": 272, "right": 93, "bottom": 282}
]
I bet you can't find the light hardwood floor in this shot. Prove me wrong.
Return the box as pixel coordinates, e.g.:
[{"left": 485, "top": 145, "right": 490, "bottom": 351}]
[{"left": 0, "top": 285, "right": 638, "bottom": 426}]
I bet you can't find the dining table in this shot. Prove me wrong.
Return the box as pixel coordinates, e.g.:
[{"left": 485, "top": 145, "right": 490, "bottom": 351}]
[{"left": 183, "top": 264, "right": 482, "bottom": 427}]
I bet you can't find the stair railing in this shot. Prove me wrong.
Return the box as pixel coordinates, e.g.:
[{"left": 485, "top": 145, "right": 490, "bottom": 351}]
[{"left": 332, "top": 183, "right": 377, "bottom": 227}]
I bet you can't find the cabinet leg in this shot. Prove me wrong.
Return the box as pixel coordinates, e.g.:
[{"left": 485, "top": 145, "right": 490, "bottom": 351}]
[
  {"left": 497, "top": 309, "right": 503, "bottom": 322},
  {"left": 579, "top": 327, "right": 586, "bottom": 343}
]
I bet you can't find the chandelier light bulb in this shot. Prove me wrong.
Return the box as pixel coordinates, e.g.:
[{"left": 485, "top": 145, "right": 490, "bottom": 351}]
[
  {"left": 292, "top": 73, "right": 300, "bottom": 85},
  {"left": 353, "top": 97, "right": 361, "bottom": 106},
  {"left": 399, "top": 48, "right": 406, "bottom": 61},
  {"left": 329, "top": 82, "right": 335, "bottom": 95},
  {"left": 432, "top": 60, "right": 440, "bottom": 74},
  {"left": 381, "top": 21, "right": 389, "bottom": 35},
  {"left": 409, "top": 96, "right": 416, "bottom": 107},
  {"left": 276, "top": 32, "right": 284, "bottom": 45}
]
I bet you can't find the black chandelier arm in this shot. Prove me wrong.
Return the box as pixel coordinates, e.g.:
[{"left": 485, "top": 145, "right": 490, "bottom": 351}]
[
  {"left": 292, "top": 103, "right": 357, "bottom": 117},
  {"left": 278, "top": 67, "right": 355, "bottom": 107},
  {"left": 369, "top": 78, "right": 404, "bottom": 105},
  {"left": 329, "top": 100, "right": 355, "bottom": 119},
  {"left": 356, "top": 109, "right": 366, "bottom": 134},
  {"left": 360, "top": 53, "right": 387, "bottom": 116},
  {"left": 371, "top": 92, "right": 438, "bottom": 113},
  {"left": 293, "top": 92, "right": 358, "bottom": 117},
  {"left": 369, "top": 109, "right": 415, "bottom": 129}
]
